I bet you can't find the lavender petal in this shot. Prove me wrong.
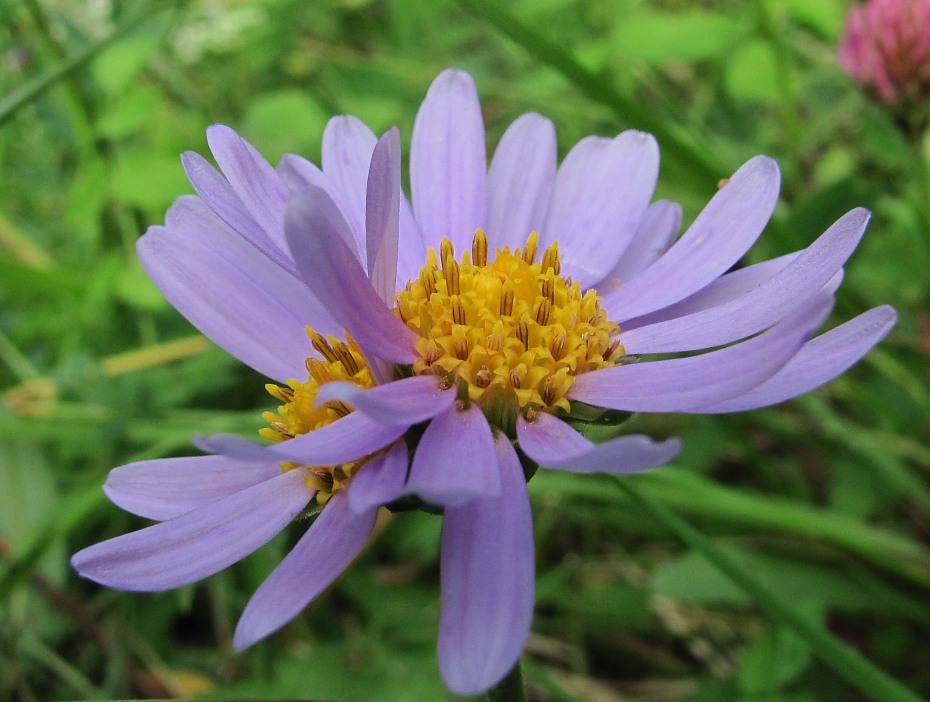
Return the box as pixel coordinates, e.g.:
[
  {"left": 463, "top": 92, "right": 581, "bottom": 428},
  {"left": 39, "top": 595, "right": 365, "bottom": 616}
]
[
  {"left": 486, "top": 113, "right": 556, "bottom": 250},
  {"left": 313, "top": 374, "right": 456, "bottom": 426},
  {"left": 104, "top": 455, "right": 281, "bottom": 522},
  {"left": 622, "top": 208, "right": 870, "bottom": 353},
  {"left": 439, "top": 436, "right": 534, "bottom": 696},
  {"left": 233, "top": 491, "right": 378, "bottom": 649},
  {"left": 348, "top": 440, "right": 410, "bottom": 514},
  {"left": 71, "top": 468, "right": 313, "bottom": 591},
  {"left": 517, "top": 413, "right": 681, "bottom": 473},
  {"left": 603, "top": 156, "right": 781, "bottom": 319},
  {"left": 411, "top": 69, "right": 487, "bottom": 254},
  {"left": 284, "top": 186, "right": 418, "bottom": 363},
  {"left": 406, "top": 402, "right": 501, "bottom": 506},
  {"left": 542, "top": 131, "right": 659, "bottom": 287},
  {"left": 139, "top": 196, "right": 338, "bottom": 382},
  {"left": 701, "top": 306, "right": 897, "bottom": 413},
  {"left": 569, "top": 294, "right": 833, "bottom": 412}
]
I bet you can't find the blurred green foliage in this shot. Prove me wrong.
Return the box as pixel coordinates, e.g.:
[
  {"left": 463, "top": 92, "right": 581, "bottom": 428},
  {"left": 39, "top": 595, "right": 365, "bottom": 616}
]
[{"left": 1, "top": 0, "right": 928, "bottom": 700}]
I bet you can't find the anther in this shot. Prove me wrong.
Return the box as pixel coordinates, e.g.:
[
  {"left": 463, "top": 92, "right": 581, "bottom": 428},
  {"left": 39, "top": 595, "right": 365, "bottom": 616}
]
[
  {"left": 541, "top": 275, "right": 555, "bottom": 304},
  {"left": 309, "top": 330, "right": 339, "bottom": 363},
  {"left": 541, "top": 376, "right": 557, "bottom": 406},
  {"left": 419, "top": 267, "right": 436, "bottom": 297},
  {"left": 500, "top": 280, "right": 515, "bottom": 316},
  {"left": 551, "top": 332, "right": 566, "bottom": 361},
  {"left": 476, "top": 366, "right": 492, "bottom": 388},
  {"left": 472, "top": 229, "right": 488, "bottom": 267},
  {"left": 453, "top": 338, "right": 470, "bottom": 360},
  {"left": 516, "top": 315, "right": 529, "bottom": 348},
  {"left": 522, "top": 231, "right": 538, "bottom": 264},
  {"left": 486, "top": 333, "right": 505, "bottom": 352},
  {"left": 271, "top": 422, "right": 294, "bottom": 439},
  {"left": 541, "top": 242, "right": 560, "bottom": 275},
  {"left": 324, "top": 400, "right": 353, "bottom": 417},
  {"left": 451, "top": 295, "right": 466, "bottom": 325},
  {"left": 509, "top": 368, "right": 524, "bottom": 388},
  {"left": 266, "top": 383, "right": 294, "bottom": 402},
  {"left": 440, "top": 238, "right": 454, "bottom": 269},
  {"left": 306, "top": 358, "right": 334, "bottom": 384},
  {"left": 424, "top": 340, "right": 443, "bottom": 365},
  {"left": 607, "top": 337, "right": 624, "bottom": 360},
  {"left": 444, "top": 257, "right": 461, "bottom": 296},
  {"left": 535, "top": 298, "right": 551, "bottom": 325},
  {"left": 332, "top": 342, "right": 360, "bottom": 375}
]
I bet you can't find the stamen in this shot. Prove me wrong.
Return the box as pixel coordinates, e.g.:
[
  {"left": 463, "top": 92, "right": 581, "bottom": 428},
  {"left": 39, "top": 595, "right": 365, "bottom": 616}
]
[
  {"left": 420, "top": 267, "right": 437, "bottom": 297},
  {"left": 522, "top": 231, "right": 538, "bottom": 264},
  {"left": 265, "top": 383, "right": 294, "bottom": 402},
  {"left": 516, "top": 315, "right": 529, "bottom": 349},
  {"left": 472, "top": 229, "right": 488, "bottom": 267},
  {"left": 440, "top": 238, "right": 454, "bottom": 270},
  {"left": 324, "top": 400, "right": 353, "bottom": 417},
  {"left": 454, "top": 337, "right": 470, "bottom": 360},
  {"left": 535, "top": 298, "right": 551, "bottom": 325},
  {"left": 550, "top": 332, "right": 566, "bottom": 361},
  {"left": 541, "top": 376, "right": 556, "bottom": 406},
  {"left": 486, "top": 333, "right": 505, "bottom": 352},
  {"left": 500, "top": 281, "right": 515, "bottom": 317},
  {"left": 306, "top": 358, "right": 333, "bottom": 384},
  {"left": 424, "top": 340, "right": 443, "bottom": 365},
  {"left": 451, "top": 295, "right": 467, "bottom": 325},
  {"left": 270, "top": 422, "right": 294, "bottom": 439},
  {"left": 541, "top": 274, "right": 555, "bottom": 304},
  {"left": 309, "top": 330, "right": 339, "bottom": 363},
  {"left": 444, "top": 256, "right": 460, "bottom": 296},
  {"left": 332, "top": 341, "right": 360, "bottom": 375},
  {"left": 607, "top": 337, "right": 624, "bottom": 361},
  {"left": 541, "top": 242, "right": 560, "bottom": 275},
  {"left": 395, "top": 231, "right": 622, "bottom": 416}
]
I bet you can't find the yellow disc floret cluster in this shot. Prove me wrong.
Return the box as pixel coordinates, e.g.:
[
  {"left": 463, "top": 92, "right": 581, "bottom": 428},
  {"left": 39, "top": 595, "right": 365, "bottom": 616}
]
[
  {"left": 261, "top": 331, "right": 374, "bottom": 504},
  {"left": 395, "top": 230, "right": 624, "bottom": 417}
]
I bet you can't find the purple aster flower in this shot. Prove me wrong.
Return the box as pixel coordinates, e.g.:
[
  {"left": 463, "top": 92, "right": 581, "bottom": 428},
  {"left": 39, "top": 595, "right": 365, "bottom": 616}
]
[
  {"left": 839, "top": 0, "right": 930, "bottom": 107},
  {"left": 71, "top": 69, "right": 896, "bottom": 696}
]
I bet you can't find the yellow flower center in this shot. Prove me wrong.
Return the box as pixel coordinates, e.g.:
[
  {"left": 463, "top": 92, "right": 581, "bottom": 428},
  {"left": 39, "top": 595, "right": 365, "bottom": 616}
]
[
  {"left": 261, "top": 231, "right": 623, "bottom": 503},
  {"left": 261, "top": 332, "right": 373, "bottom": 505},
  {"left": 395, "top": 230, "right": 623, "bottom": 423}
]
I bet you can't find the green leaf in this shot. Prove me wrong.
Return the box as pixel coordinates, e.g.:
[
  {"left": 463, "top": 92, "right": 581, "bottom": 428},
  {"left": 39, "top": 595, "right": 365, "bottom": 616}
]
[
  {"left": 97, "top": 86, "right": 163, "bottom": 138},
  {"left": 614, "top": 10, "right": 744, "bottom": 65},
  {"left": 650, "top": 547, "right": 877, "bottom": 612},
  {"left": 0, "top": 440, "right": 62, "bottom": 583},
  {"left": 112, "top": 148, "right": 191, "bottom": 210},
  {"left": 92, "top": 34, "right": 163, "bottom": 95},
  {"left": 725, "top": 39, "right": 782, "bottom": 104},
  {"left": 786, "top": 0, "right": 846, "bottom": 40},
  {"left": 116, "top": 262, "right": 169, "bottom": 311},
  {"left": 738, "top": 625, "right": 812, "bottom": 695},
  {"left": 242, "top": 90, "right": 331, "bottom": 162}
]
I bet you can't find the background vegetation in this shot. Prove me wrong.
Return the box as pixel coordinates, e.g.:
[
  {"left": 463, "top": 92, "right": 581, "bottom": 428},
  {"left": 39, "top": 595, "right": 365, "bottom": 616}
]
[{"left": 1, "top": 0, "right": 928, "bottom": 700}]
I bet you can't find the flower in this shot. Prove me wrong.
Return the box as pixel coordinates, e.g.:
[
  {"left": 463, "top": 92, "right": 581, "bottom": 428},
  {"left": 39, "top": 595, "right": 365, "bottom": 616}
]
[
  {"left": 839, "top": 0, "right": 930, "bottom": 107},
  {"left": 72, "top": 69, "right": 896, "bottom": 696}
]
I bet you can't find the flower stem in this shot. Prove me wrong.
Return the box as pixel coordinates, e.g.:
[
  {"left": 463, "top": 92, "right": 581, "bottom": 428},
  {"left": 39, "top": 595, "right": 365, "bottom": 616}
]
[
  {"left": 617, "top": 478, "right": 927, "bottom": 702},
  {"left": 486, "top": 661, "right": 526, "bottom": 702}
]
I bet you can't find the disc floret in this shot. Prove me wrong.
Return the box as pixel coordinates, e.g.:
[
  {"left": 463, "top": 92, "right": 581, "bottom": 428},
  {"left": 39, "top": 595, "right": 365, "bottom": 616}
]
[
  {"left": 261, "top": 331, "right": 373, "bottom": 504},
  {"left": 395, "top": 230, "right": 624, "bottom": 420}
]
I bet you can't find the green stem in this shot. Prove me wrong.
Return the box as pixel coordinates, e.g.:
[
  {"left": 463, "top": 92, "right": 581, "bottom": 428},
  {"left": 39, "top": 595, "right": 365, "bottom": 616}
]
[
  {"left": 617, "top": 478, "right": 927, "bottom": 702},
  {"left": 486, "top": 661, "right": 526, "bottom": 702},
  {"left": 0, "top": 3, "right": 175, "bottom": 127}
]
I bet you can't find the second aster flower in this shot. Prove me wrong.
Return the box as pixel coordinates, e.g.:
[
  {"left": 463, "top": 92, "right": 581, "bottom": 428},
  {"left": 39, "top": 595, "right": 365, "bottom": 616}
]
[{"left": 72, "top": 69, "right": 895, "bottom": 696}]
